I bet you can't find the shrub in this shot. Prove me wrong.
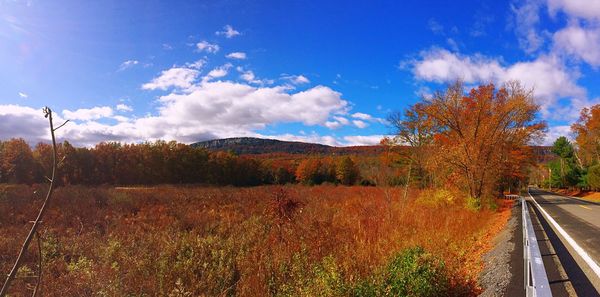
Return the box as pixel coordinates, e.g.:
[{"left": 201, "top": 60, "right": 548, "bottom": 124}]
[
  {"left": 416, "top": 189, "right": 456, "bottom": 207},
  {"left": 465, "top": 195, "right": 480, "bottom": 211},
  {"left": 588, "top": 164, "right": 600, "bottom": 190},
  {"left": 381, "top": 246, "right": 449, "bottom": 297}
]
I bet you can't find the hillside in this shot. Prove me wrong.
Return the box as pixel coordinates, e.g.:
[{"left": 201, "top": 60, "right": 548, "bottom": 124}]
[
  {"left": 191, "top": 137, "right": 555, "bottom": 159},
  {"left": 191, "top": 137, "right": 385, "bottom": 155}
]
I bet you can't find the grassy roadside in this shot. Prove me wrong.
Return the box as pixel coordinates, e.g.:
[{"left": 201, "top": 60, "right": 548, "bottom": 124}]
[{"left": 553, "top": 188, "right": 600, "bottom": 203}]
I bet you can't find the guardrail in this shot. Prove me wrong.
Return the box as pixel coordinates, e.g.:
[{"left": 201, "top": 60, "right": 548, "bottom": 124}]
[
  {"left": 504, "top": 194, "right": 520, "bottom": 200},
  {"left": 522, "top": 196, "right": 553, "bottom": 296}
]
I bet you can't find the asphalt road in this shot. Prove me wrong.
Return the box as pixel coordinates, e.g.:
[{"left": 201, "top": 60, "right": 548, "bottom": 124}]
[{"left": 529, "top": 188, "right": 600, "bottom": 295}]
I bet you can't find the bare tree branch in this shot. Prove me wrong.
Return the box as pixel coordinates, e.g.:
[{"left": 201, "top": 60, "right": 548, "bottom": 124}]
[
  {"left": 0, "top": 107, "right": 65, "bottom": 296},
  {"left": 53, "top": 120, "right": 69, "bottom": 131}
]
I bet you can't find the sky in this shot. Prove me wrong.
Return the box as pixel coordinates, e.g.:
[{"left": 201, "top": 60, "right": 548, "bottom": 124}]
[{"left": 1, "top": 0, "right": 600, "bottom": 147}]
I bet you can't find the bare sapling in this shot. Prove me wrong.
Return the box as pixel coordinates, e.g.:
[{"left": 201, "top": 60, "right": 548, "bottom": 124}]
[{"left": 0, "top": 107, "right": 68, "bottom": 297}]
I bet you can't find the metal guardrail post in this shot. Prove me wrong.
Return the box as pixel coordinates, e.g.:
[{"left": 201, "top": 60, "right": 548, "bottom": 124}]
[{"left": 521, "top": 196, "right": 553, "bottom": 297}]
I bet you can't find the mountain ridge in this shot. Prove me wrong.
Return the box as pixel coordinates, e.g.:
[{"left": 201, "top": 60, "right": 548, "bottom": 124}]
[{"left": 191, "top": 137, "right": 383, "bottom": 155}]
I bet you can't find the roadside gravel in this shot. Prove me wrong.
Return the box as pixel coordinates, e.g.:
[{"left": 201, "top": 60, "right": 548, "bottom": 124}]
[{"left": 479, "top": 203, "right": 519, "bottom": 297}]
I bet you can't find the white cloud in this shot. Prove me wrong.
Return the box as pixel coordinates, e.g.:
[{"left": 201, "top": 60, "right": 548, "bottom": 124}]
[
  {"left": 548, "top": 0, "right": 600, "bottom": 21},
  {"left": 342, "top": 135, "right": 384, "bottom": 146},
  {"left": 412, "top": 48, "right": 504, "bottom": 83},
  {"left": 63, "top": 106, "right": 113, "bottom": 121},
  {"left": 0, "top": 105, "right": 53, "bottom": 143},
  {"left": 282, "top": 74, "right": 310, "bottom": 85},
  {"left": 240, "top": 69, "right": 257, "bottom": 82},
  {"left": 116, "top": 104, "right": 133, "bottom": 112},
  {"left": 553, "top": 23, "right": 600, "bottom": 66},
  {"left": 142, "top": 67, "right": 199, "bottom": 90},
  {"left": 113, "top": 115, "right": 130, "bottom": 122},
  {"left": 510, "top": 0, "right": 545, "bottom": 53},
  {"left": 411, "top": 48, "right": 585, "bottom": 117},
  {"left": 157, "top": 82, "right": 348, "bottom": 128},
  {"left": 118, "top": 60, "right": 139, "bottom": 71},
  {"left": 325, "top": 121, "right": 343, "bottom": 129},
  {"left": 203, "top": 64, "right": 232, "bottom": 82},
  {"left": 216, "top": 25, "right": 241, "bottom": 38},
  {"left": 353, "top": 120, "right": 368, "bottom": 128},
  {"left": 226, "top": 52, "right": 247, "bottom": 59},
  {"left": 333, "top": 116, "right": 350, "bottom": 125},
  {"left": 196, "top": 41, "right": 219, "bottom": 53},
  {"left": 237, "top": 67, "right": 274, "bottom": 85},
  {"left": 351, "top": 112, "right": 373, "bottom": 121},
  {"left": 18, "top": 92, "right": 28, "bottom": 98},
  {"left": 186, "top": 59, "right": 206, "bottom": 69},
  {"left": 544, "top": 125, "right": 572, "bottom": 145}
]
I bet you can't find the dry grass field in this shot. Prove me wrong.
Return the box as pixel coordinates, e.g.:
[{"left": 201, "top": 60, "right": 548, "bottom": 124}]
[{"left": 0, "top": 185, "right": 511, "bottom": 296}]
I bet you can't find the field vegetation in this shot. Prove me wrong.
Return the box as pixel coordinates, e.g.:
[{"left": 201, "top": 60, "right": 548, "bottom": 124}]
[{"left": 1, "top": 184, "right": 511, "bottom": 296}]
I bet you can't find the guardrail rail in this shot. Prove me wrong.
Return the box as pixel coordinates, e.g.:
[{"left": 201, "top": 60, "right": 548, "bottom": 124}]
[{"left": 522, "top": 196, "right": 553, "bottom": 296}]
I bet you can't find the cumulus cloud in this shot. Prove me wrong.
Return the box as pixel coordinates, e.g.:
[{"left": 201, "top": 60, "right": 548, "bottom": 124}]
[
  {"left": 282, "top": 74, "right": 310, "bottom": 85},
  {"left": 342, "top": 135, "right": 385, "bottom": 146},
  {"left": 203, "top": 64, "right": 232, "bottom": 82},
  {"left": 353, "top": 120, "right": 368, "bottom": 128},
  {"left": 18, "top": 92, "right": 28, "bottom": 98},
  {"left": 237, "top": 67, "right": 274, "bottom": 85},
  {"left": 196, "top": 41, "right": 219, "bottom": 53},
  {"left": 226, "top": 52, "right": 247, "bottom": 59},
  {"left": 63, "top": 106, "right": 113, "bottom": 121},
  {"left": 157, "top": 82, "right": 348, "bottom": 128},
  {"left": 352, "top": 112, "right": 374, "bottom": 121},
  {"left": 0, "top": 105, "right": 52, "bottom": 143},
  {"left": 186, "top": 59, "right": 206, "bottom": 69},
  {"left": 8, "top": 78, "right": 347, "bottom": 147},
  {"left": 216, "top": 25, "right": 241, "bottom": 38},
  {"left": 553, "top": 23, "right": 600, "bottom": 66},
  {"left": 116, "top": 104, "right": 133, "bottom": 112},
  {"left": 142, "top": 67, "right": 199, "bottom": 90},
  {"left": 411, "top": 48, "right": 585, "bottom": 117},
  {"left": 544, "top": 125, "right": 572, "bottom": 145},
  {"left": 548, "top": 0, "right": 600, "bottom": 21}
]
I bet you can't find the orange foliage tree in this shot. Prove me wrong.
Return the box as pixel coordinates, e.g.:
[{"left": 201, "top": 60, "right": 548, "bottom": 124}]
[
  {"left": 395, "top": 81, "right": 546, "bottom": 205},
  {"left": 571, "top": 104, "right": 600, "bottom": 166}
]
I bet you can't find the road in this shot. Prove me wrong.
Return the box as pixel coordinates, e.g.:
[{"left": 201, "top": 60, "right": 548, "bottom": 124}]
[{"left": 529, "top": 188, "right": 600, "bottom": 295}]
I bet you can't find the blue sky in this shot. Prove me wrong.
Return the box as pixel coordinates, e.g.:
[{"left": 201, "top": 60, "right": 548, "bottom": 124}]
[{"left": 1, "top": 0, "right": 600, "bottom": 146}]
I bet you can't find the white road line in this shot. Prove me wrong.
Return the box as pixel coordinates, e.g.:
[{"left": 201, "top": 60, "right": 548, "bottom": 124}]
[{"left": 528, "top": 188, "right": 600, "bottom": 279}]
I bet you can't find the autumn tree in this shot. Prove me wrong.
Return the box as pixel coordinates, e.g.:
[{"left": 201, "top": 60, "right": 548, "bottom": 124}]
[
  {"left": 401, "top": 81, "right": 545, "bottom": 206},
  {"left": 572, "top": 105, "right": 600, "bottom": 166},
  {"left": 295, "top": 158, "right": 322, "bottom": 185},
  {"left": 336, "top": 156, "right": 360, "bottom": 185},
  {"left": 0, "top": 138, "right": 36, "bottom": 184},
  {"left": 388, "top": 102, "right": 435, "bottom": 189}
]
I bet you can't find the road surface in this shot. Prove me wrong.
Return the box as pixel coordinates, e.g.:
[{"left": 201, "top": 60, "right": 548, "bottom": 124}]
[{"left": 529, "top": 188, "right": 600, "bottom": 295}]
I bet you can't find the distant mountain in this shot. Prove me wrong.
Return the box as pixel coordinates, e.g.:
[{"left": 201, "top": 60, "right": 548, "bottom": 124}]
[
  {"left": 191, "top": 137, "right": 384, "bottom": 155},
  {"left": 191, "top": 137, "right": 555, "bottom": 160}
]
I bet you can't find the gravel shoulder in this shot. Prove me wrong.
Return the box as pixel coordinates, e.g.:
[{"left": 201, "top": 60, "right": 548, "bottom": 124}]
[{"left": 479, "top": 202, "right": 523, "bottom": 297}]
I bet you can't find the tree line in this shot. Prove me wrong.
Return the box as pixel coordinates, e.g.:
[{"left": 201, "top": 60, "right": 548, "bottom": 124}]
[
  {"left": 537, "top": 104, "right": 600, "bottom": 190},
  {"left": 0, "top": 139, "right": 361, "bottom": 186}
]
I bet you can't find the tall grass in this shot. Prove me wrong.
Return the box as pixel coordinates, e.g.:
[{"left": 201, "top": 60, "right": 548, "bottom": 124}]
[{"left": 0, "top": 185, "right": 508, "bottom": 296}]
